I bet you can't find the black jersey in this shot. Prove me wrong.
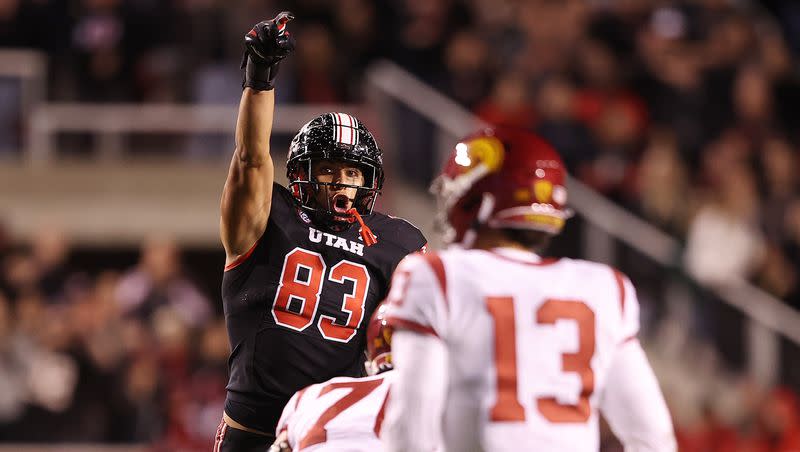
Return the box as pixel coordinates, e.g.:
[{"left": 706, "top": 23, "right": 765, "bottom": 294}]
[{"left": 221, "top": 183, "right": 426, "bottom": 433}]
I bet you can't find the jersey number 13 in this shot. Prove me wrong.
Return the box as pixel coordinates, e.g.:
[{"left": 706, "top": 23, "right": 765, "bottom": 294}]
[{"left": 487, "top": 297, "right": 596, "bottom": 423}]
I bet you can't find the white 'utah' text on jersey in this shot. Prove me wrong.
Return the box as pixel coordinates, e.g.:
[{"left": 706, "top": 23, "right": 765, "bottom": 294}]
[
  {"left": 276, "top": 371, "right": 393, "bottom": 451},
  {"left": 383, "top": 247, "right": 675, "bottom": 452}
]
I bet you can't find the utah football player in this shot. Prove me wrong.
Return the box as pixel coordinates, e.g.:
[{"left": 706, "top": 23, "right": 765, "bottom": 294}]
[
  {"left": 215, "top": 12, "right": 425, "bottom": 452},
  {"left": 382, "top": 128, "right": 675, "bottom": 451}
]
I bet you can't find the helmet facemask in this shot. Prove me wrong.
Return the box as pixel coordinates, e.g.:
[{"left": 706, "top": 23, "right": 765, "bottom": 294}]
[
  {"left": 286, "top": 112, "right": 385, "bottom": 231},
  {"left": 288, "top": 155, "right": 382, "bottom": 230}
]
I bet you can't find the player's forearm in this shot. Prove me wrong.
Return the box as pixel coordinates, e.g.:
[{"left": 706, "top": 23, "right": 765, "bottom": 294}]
[{"left": 235, "top": 88, "right": 275, "bottom": 168}]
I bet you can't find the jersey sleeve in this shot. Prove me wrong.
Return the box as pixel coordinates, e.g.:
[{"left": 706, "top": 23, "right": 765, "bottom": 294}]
[
  {"left": 399, "top": 222, "right": 427, "bottom": 254},
  {"left": 599, "top": 340, "right": 676, "bottom": 451},
  {"left": 382, "top": 215, "right": 427, "bottom": 255},
  {"left": 269, "top": 183, "right": 300, "bottom": 223},
  {"left": 223, "top": 185, "right": 292, "bottom": 274},
  {"left": 613, "top": 269, "right": 640, "bottom": 344},
  {"left": 384, "top": 252, "right": 449, "bottom": 339},
  {"left": 382, "top": 330, "right": 447, "bottom": 452}
]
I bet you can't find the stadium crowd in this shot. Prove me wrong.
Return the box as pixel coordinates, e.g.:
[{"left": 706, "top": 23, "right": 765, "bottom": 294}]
[
  {"left": 2, "top": 0, "right": 800, "bottom": 303},
  {"left": 3, "top": 0, "right": 800, "bottom": 450}
]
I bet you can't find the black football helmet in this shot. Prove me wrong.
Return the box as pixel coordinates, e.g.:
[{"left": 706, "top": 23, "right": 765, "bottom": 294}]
[{"left": 287, "top": 113, "right": 384, "bottom": 226}]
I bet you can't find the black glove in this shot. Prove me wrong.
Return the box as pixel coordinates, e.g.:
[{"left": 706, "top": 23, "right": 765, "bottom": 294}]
[{"left": 241, "top": 11, "right": 295, "bottom": 91}]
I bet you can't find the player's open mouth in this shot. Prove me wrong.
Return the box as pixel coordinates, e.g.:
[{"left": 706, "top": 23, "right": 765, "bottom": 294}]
[{"left": 332, "top": 194, "right": 352, "bottom": 215}]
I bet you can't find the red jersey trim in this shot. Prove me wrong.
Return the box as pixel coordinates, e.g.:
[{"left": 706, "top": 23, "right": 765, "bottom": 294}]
[
  {"left": 374, "top": 388, "right": 391, "bottom": 437},
  {"left": 213, "top": 421, "right": 228, "bottom": 452},
  {"left": 421, "top": 252, "right": 447, "bottom": 309},
  {"left": 612, "top": 269, "right": 626, "bottom": 315},
  {"left": 385, "top": 316, "right": 439, "bottom": 338},
  {"left": 224, "top": 240, "right": 259, "bottom": 271}
]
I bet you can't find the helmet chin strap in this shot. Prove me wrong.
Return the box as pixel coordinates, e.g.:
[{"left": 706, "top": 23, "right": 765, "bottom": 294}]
[
  {"left": 461, "top": 192, "right": 495, "bottom": 248},
  {"left": 346, "top": 208, "right": 377, "bottom": 246}
]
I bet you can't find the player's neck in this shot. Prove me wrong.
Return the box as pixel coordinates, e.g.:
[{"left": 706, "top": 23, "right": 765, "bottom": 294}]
[{"left": 471, "top": 229, "right": 529, "bottom": 252}]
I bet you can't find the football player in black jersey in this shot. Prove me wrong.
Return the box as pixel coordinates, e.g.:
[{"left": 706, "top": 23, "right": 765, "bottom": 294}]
[{"left": 214, "top": 12, "right": 427, "bottom": 452}]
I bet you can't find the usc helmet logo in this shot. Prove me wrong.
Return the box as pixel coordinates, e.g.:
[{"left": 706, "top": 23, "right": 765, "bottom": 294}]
[
  {"left": 534, "top": 180, "right": 553, "bottom": 203},
  {"left": 454, "top": 136, "right": 505, "bottom": 173}
]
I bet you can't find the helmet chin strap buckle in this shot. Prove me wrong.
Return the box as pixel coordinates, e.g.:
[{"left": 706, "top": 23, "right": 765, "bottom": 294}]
[{"left": 346, "top": 208, "right": 377, "bottom": 246}]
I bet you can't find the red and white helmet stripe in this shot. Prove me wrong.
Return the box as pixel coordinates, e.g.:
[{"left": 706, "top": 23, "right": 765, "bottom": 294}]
[{"left": 331, "top": 112, "right": 360, "bottom": 146}]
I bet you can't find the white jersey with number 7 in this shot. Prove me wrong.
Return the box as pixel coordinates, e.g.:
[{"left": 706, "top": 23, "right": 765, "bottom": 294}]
[
  {"left": 382, "top": 247, "right": 676, "bottom": 452},
  {"left": 276, "top": 371, "right": 393, "bottom": 451}
]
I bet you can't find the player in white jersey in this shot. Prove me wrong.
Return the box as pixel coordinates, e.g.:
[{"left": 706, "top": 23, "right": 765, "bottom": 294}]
[
  {"left": 270, "top": 304, "right": 395, "bottom": 452},
  {"left": 382, "top": 127, "right": 676, "bottom": 452}
]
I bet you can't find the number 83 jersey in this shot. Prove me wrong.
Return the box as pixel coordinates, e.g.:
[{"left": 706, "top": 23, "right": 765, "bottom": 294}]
[{"left": 222, "top": 183, "right": 426, "bottom": 434}]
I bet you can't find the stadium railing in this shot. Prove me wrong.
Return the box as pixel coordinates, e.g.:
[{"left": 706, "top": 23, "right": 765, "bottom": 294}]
[
  {"left": 26, "top": 103, "right": 368, "bottom": 165},
  {"left": 0, "top": 49, "right": 46, "bottom": 154}
]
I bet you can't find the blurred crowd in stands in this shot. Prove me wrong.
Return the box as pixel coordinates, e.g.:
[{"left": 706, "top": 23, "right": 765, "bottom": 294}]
[
  {"left": 0, "top": 226, "right": 225, "bottom": 449},
  {"left": 2, "top": 0, "right": 800, "bottom": 303},
  {"left": 4, "top": 0, "right": 800, "bottom": 450}
]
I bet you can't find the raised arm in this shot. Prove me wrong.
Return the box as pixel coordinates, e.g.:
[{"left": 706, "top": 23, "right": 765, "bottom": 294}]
[
  {"left": 221, "top": 88, "right": 276, "bottom": 261},
  {"left": 221, "top": 12, "right": 294, "bottom": 265}
]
